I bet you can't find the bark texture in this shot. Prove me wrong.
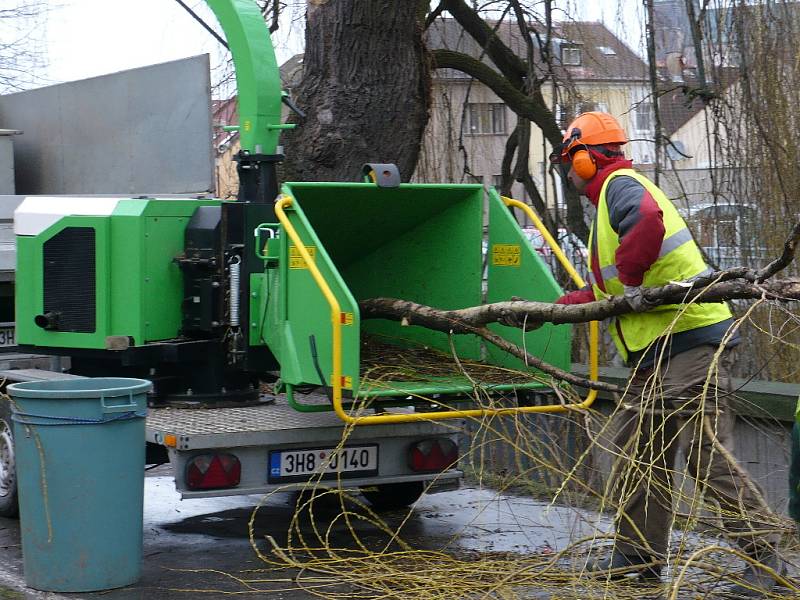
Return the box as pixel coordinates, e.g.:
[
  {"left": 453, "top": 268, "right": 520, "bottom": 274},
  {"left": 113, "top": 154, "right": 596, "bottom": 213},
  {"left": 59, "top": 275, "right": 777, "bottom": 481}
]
[
  {"left": 360, "top": 277, "right": 800, "bottom": 330},
  {"left": 282, "top": 1, "right": 431, "bottom": 182}
]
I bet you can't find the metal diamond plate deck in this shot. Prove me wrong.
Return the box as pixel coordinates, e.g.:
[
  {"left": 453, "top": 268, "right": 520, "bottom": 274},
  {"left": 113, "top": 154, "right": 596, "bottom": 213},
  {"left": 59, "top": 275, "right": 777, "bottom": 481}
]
[
  {"left": 145, "top": 396, "right": 460, "bottom": 450},
  {"left": 146, "top": 399, "right": 350, "bottom": 435}
]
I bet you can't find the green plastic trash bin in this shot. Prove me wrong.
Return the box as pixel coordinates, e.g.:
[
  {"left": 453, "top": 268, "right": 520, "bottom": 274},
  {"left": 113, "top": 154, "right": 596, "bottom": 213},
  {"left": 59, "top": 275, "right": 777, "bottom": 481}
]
[{"left": 8, "top": 377, "right": 151, "bottom": 592}]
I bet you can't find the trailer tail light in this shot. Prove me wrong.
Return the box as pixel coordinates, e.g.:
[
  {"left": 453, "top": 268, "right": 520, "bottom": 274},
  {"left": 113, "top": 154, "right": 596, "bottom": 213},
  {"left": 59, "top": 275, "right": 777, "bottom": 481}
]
[
  {"left": 186, "top": 454, "right": 241, "bottom": 490},
  {"left": 409, "top": 439, "right": 458, "bottom": 473}
]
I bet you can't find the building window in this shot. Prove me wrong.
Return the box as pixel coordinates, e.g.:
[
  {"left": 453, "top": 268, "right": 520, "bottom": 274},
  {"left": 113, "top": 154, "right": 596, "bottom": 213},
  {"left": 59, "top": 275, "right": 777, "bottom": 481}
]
[
  {"left": 556, "top": 104, "right": 569, "bottom": 129},
  {"left": 464, "top": 103, "right": 507, "bottom": 135},
  {"left": 688, "top": 204, "right": 766, "bottom": 268},
  {"left": 633, "top": 101, "right": 653, "bottom": 132},
  {"left": 561, "top": 46, "right": 582, "bottom": 65},
  {"left": 557, "top": 101, "right": 608, "bottom": 130},
  {"left": 577, "top": 101, "right": 608, "bottom": 115}
]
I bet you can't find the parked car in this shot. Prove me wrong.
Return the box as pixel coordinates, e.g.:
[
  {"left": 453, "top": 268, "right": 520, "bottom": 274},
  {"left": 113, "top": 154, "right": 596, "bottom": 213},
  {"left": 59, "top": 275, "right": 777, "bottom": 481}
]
[
  {"left": 521, "top": 227, "right": 589, "bottom": 282},
  {"left": 679, "top": 202, "right": 766, "bottom": 271}
]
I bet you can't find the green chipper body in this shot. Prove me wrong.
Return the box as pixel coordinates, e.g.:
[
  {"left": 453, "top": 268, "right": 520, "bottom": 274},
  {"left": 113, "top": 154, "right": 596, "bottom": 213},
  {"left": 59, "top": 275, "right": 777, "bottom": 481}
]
[
  {"left": 14, "top": 182, "right": 571, "bottom": 409},
  {"left": 252, "top": 181, "right": 571, "bottom": 405},
  {"left": 15, "top": 198, "right": 220, "bottom": 350}
]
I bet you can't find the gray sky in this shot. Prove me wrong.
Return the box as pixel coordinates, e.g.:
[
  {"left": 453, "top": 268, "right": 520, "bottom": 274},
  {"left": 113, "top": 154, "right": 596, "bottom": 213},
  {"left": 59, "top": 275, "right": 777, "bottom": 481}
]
[
  {"left": 41, "top": 1, "right": 643, "bottom": 88},
  {"left": 43, "top": 0, "right": 304, "bottom": 87}
]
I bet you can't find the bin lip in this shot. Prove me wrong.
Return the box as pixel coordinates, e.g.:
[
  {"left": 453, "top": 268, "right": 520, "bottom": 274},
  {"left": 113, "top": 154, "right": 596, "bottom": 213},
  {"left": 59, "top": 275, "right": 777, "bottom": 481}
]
[{"left": 6, "top": 377, "right": 152, "bottom": 399}]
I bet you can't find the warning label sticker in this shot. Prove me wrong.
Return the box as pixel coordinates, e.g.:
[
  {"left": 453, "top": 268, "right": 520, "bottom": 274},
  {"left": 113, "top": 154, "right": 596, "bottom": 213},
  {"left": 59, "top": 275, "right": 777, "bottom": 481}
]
[
  {"left": 289, "top": 245, "right": 317, "bottom": 269},
  {"left": 492, "top": 244, "right": 521, "bottom": 266}
]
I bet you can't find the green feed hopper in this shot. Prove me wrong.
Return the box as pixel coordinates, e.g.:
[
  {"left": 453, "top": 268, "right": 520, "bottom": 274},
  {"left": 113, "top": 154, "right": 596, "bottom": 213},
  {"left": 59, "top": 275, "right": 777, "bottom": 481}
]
[{"left": 252, "top": 182, "right": 572, "bottom": 415}]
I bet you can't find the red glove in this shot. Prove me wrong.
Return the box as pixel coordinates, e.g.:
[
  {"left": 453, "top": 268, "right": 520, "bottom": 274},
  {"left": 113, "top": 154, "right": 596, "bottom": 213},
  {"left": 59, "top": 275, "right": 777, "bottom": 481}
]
[{"left": 556, "top": 288, "right": 595, "bottom": 305}]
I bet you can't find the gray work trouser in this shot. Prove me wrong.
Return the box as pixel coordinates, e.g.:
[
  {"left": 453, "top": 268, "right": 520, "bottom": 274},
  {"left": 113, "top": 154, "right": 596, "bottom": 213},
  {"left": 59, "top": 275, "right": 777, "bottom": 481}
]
[{"left": 610, "top": 345, "right": 778, "bottom": 558}]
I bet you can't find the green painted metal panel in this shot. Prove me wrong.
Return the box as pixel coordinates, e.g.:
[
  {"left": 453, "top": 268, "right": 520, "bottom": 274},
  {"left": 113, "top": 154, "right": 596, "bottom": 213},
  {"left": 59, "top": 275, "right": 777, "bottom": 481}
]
[
  {"left": 110, "top": 199, "right": 220, "bottom": 344},
  {"left": 249, "top": 272, "right": 268, "bottom": 346},
  {"left": 262, "top": 188, "right": 360, "bottom": 391},
  {"left": 484, "top": 190, "right": 572, "bottom": 373},
  {"left": 258, "top": 182, "right": 571, "bottom": 401},
  {"left": 16, "top": 217, "right": 111, "bottom": 349},
  {"left": 15, "top": 235, "right": 40, "bottom": 342},
  {"left": 16, "top": 198, "right": 222, "bottom": 349},
  {"left": 141, "top": 216, "right": 189, "bottom": 341},
  {"left": 108, "top": 210, "right": 146, "bottom": 344},
  {"left": 109, "top": 199, "right": 220, "bottom": 344},
  {"left": 283, "top": 182, "right": 483, "bottom": 360}
]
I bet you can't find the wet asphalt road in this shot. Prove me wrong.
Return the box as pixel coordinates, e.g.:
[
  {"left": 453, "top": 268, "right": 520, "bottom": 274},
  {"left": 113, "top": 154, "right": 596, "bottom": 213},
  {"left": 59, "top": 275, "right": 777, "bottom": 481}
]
[
  {"left": 0, "top": 468, "right": 610, "bottom": 599},
  {"left": 3, "top": 473, "right": 793, "bottom": 599}
]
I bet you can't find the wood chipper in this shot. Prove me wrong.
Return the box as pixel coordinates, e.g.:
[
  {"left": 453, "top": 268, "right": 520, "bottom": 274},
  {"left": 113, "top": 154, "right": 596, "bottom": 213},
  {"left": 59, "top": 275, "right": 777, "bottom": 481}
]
[
  {"left": 1, "top": 0, "right": 598, "bottom": 515},
  {"left": 12, "top": 173, "right": 578, "bottom": 415}
]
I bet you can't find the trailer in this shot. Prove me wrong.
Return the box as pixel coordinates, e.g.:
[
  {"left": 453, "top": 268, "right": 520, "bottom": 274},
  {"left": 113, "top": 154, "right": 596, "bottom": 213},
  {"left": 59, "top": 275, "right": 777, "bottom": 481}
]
[{"left": 0, "top": 368, "right": 460, "bottom": 511}]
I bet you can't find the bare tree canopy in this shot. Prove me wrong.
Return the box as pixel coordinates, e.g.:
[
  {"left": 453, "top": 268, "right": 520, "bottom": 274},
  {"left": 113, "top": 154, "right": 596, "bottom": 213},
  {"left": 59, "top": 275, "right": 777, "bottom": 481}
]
[
  {"left": 0, "top": 1, "right": 47, "bottom": 92},
  {"left": 424, "top": 0, "right": 588, "bottom": 239}
]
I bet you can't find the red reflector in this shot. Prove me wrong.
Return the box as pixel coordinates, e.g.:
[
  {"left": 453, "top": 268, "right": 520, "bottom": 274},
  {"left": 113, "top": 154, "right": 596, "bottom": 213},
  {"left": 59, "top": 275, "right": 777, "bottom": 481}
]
[
  {"left": 409, "top": 438, "right": 458, "bottom": 473},
  {"left": 186, "top": 453, "right": 241, "bottom": 490}
]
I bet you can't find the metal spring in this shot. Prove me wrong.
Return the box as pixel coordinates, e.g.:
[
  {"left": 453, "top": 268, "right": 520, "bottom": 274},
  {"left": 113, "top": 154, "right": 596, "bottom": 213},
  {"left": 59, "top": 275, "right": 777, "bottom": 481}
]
[{"left": 229, "top": 256, "right": 241, "bottom": 327}]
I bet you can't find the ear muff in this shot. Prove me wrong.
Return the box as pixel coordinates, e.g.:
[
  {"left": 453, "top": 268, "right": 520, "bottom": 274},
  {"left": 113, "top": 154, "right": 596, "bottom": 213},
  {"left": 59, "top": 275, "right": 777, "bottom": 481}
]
[{"left": 571, "top": 148, "right": 597, "bottom": 180}]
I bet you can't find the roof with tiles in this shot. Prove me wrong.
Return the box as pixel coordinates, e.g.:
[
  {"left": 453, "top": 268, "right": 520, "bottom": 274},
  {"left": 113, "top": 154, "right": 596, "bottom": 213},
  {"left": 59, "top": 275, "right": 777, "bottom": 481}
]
[{"left": 425, "top": 18, "right": 648, "bottom": 83}]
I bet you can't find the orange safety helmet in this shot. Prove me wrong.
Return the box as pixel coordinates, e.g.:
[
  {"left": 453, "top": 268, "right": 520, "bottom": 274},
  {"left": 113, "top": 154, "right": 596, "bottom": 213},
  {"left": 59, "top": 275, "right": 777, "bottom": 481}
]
[{"left": 552, "top": 111, "right": 628, "bottom": 180}]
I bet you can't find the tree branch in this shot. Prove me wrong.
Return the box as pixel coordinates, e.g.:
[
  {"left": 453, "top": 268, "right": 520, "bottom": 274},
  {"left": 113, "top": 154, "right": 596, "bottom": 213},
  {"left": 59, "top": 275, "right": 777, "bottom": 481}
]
[
  {"left": 360, "top": 276, "right": 800, "bottom": 333},
  {"left": 424, "top": 0, "right": 445, "bottom": 29},
  {"left": 499, "top": 124, "right": 520, "bottom": 197},
  {"left": 756, "top": 220, "right": 800, "bottom": 282},
  {"left": 475, "top": 327, "right": 622, "bottom": 393},
  {"left": 431, "top": 48, "right": 561, "bottom": 143},
  {"left": 441, "top": 0, "right": 528, "bottom": 87},
  {"left": 360, "top": 223, "right": 800, "bottom": 392}
]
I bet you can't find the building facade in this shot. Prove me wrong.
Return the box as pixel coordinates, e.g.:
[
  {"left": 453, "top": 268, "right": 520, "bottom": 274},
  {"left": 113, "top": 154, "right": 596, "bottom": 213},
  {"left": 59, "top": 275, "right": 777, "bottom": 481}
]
[{"left": 419, "top": 18, "right": 654, "bottom": 220}]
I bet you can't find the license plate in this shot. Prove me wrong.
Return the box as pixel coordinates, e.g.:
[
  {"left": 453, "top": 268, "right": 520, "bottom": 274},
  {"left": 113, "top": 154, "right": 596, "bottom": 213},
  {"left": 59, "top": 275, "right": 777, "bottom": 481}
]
[
  {"left": 0, "top": 323, "right": 15, "bottom": 347},
  {"left": 268, "top": 444, "right": 379, "bottom": 483}
]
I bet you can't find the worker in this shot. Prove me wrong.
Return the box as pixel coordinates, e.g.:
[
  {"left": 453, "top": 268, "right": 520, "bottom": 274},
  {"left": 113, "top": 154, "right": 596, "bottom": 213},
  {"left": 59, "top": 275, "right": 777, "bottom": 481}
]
[{"left": 547, "top": 112, "right": 781, "bottom": 595}]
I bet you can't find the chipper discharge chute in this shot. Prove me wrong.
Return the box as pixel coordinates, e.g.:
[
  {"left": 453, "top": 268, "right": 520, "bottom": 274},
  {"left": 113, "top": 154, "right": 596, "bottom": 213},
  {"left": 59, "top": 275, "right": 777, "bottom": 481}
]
[{"left": 253, "top": 181, "right": 583, "bottom": 425}]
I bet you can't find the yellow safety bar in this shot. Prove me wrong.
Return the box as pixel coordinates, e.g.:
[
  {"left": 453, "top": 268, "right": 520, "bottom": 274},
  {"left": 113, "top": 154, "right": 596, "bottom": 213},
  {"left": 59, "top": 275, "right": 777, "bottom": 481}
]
[
  {"left": 275, "top": 194, "right": 598, "bottom": 426},
  {"left": 502, "top": 196, "right": 599, "bottom": 411}
]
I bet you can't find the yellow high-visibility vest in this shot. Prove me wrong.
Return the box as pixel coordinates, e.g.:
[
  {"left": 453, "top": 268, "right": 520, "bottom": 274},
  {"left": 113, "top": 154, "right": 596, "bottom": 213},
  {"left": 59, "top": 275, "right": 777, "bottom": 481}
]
[{"left": 588, "top": 169, "right": 732, "bottom": 361}]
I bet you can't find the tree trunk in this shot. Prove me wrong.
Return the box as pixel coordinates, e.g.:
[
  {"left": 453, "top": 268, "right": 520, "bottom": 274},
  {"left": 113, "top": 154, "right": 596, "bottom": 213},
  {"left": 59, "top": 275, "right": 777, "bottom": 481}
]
[{"left": 283, "top": 1, "right": 431, "bottom": 182}]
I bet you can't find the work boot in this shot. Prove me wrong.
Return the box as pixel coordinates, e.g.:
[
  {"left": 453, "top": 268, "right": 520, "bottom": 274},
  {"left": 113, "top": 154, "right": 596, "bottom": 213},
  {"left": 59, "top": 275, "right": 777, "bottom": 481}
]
[
  {"left": 587, "top": 550, "right": 662, "bottom": 581},
  {"left": 725, "top": 551, "right": 785, "bottom": 597}
]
